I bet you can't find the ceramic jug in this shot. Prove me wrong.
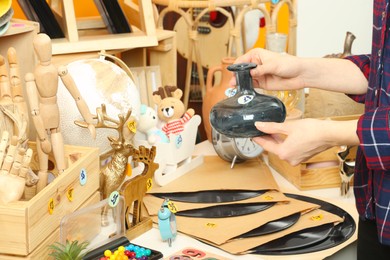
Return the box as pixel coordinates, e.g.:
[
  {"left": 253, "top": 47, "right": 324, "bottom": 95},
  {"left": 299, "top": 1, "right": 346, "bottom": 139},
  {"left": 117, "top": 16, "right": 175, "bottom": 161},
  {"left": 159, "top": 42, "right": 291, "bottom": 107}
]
[
  {"left": 202, "top": 57, "right": 236, "bottom": 142},
  {"left": 210, "top": 63, "right": 286, "bottom": 138}
]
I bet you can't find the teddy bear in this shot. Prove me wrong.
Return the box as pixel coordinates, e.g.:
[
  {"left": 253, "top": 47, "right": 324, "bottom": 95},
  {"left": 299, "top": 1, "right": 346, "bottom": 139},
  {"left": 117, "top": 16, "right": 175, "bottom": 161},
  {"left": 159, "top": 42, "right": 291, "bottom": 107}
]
[
  {"left": 152, "top": 86, "right": 195, "bottom": 137},
  {"left": 137, "top": 104, "right": 169, "bottom": 144}
]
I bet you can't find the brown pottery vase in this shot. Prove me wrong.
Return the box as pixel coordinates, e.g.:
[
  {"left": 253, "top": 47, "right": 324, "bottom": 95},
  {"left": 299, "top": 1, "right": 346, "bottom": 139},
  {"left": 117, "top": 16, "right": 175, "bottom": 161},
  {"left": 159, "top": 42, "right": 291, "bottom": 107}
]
[{"left": 202, "top": 57, "right": 236, "bottom": 142}]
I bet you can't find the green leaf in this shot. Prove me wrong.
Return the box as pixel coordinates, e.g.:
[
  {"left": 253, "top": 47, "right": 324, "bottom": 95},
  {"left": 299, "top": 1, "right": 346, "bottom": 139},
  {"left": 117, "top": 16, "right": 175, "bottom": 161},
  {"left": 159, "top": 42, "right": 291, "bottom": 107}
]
[{"left": 48, "top": 240, "right": 89, "bottom": 260}]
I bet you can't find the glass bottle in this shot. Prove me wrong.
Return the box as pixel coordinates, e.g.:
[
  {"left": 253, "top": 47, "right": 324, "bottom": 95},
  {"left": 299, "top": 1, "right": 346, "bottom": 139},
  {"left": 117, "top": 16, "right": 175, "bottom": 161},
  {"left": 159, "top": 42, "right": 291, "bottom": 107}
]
[
  {"left": 265, "top": 32, "right": 305, "bottom": 119},
  {"left": 209, "top": 63, "right": 286, "bottom": 138}
]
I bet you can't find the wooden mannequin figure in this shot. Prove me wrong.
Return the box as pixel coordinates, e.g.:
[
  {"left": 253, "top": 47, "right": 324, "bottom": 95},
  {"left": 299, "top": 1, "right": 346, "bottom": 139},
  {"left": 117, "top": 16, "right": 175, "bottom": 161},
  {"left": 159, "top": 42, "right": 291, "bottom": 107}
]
[{"left": 25, "top": 33, "right": 96, "bottom": 193}]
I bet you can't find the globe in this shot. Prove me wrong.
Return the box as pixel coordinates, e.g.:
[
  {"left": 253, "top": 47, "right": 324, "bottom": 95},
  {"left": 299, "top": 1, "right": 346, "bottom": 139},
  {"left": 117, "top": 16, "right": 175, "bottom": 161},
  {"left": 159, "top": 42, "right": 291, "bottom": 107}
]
[{"left": 57, "top": 58, "right": 141, "bottom": 154}]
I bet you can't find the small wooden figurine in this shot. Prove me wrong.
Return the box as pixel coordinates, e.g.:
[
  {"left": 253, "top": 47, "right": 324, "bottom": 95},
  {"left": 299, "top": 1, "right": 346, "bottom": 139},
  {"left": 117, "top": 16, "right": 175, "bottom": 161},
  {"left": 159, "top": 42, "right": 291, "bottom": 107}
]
[
  {"left": 25, "top": 33, "right": 96, "bottom": 193},
  {"left": 120, "top": 145, "right": 159, "bottom": 240}
]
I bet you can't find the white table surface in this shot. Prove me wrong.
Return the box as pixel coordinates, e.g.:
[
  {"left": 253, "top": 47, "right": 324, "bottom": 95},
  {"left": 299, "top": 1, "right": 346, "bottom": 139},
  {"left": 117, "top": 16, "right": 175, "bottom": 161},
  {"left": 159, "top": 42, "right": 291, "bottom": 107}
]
[{"left": 132, "top": 140, "right": 358, "bottom": 259}]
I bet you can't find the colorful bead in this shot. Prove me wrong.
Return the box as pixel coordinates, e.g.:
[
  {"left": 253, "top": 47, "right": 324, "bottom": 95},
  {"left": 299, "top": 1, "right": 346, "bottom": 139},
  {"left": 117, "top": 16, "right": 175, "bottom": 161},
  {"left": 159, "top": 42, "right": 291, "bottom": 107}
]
[
  {"left": 104, "top": 250, "right": 112, "bottom": 257},
  {"left": 100, "top": 244, "right": 152, "bottom": 260}
]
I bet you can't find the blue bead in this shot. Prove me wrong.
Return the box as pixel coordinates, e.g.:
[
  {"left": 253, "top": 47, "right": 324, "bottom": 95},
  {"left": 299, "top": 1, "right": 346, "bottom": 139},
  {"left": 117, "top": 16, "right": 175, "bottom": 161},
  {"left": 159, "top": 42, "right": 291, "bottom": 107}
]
[{"left": 145, "top": 249, "right": 151, "bottom": 256}]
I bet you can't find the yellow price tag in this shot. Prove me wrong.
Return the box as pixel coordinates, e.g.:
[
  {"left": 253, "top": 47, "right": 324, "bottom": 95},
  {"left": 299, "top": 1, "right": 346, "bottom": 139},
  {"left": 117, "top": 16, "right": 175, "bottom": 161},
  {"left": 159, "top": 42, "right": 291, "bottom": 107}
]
[
  {"left": 263, "top": 195, "right": 274, "bottom": 201},
  {"left": 167, "top": 201, "right": 178, "bottom": 213},
  {"left": 310, "top": 214, "right": 323, "bottom": 221},
  {"left": 205, "top": 222, "right": 217, "bottom": 228},
  {"left": 48, "top": 198, "right": 55, "bottom": 215},
  {"left": 127, "top": 121, "right": 137, "bottom": 133},
  {"left": 66, "top": 188, "right": 74, "bottom": 202},
  {"left": 126, "top": 163, "right": 132, "bottom": 177},
  {"left": 146, "top": 178, "right": 153, "bottom": 191}
]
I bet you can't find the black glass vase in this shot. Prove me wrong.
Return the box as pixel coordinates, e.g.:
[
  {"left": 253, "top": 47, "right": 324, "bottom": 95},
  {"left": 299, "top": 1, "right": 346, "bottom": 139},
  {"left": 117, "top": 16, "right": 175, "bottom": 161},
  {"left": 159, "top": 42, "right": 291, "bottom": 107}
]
[{"left": 209, "top": 63, "right": 286, "bottom": 138}]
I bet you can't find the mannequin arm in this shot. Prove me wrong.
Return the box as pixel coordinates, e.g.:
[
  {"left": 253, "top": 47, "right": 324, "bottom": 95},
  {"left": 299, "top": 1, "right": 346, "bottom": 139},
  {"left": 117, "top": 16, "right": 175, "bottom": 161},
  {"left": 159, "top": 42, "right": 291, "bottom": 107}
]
[
  {"left": 24, "top": 73, "right": 51, "bottom": 153},
  {"left": 58, "top": 66, "right": 96, "bottom": 139}
]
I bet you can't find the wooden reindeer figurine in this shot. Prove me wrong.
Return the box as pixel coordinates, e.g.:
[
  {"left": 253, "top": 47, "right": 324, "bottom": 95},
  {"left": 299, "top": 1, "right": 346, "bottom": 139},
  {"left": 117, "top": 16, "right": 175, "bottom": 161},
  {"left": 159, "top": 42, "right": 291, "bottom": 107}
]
[
  {"left": 75, "top": 103, "right": 136, "bottom": 225},
  {"left": 120, "top": 145, "right": 159, "bottom": 239}
]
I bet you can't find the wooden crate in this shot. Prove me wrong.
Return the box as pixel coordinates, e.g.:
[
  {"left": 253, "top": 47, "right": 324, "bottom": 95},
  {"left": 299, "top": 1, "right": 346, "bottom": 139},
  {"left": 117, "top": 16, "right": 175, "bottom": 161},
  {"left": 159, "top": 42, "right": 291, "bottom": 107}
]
[
  {"left": 0, "top": 192, "right": 101, "bottom": 259},
  {"left": 0, "top": 143, "right": 100, "bottom": 256},
  {"left": 269, "top": 115, "right": 359, "bottom": 190}
]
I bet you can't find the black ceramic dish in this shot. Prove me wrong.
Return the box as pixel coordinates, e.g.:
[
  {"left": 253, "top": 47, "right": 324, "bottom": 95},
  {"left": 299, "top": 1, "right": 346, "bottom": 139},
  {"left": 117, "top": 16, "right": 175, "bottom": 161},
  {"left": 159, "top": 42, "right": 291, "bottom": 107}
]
[
  {"left": 252, "top": 223, "right": 335, "bottom": 253},
  {"left": 238, "top": 212, "right": 301, "bottom": 238},
  {"left": 176, "top": 202, "right": 275, "bottom": 218},
  {"left": 250, "top": 193, "right": 356, "bottom": 255},
  {"left": 151, "top": 190, "right": 267, "bottom": 203}
]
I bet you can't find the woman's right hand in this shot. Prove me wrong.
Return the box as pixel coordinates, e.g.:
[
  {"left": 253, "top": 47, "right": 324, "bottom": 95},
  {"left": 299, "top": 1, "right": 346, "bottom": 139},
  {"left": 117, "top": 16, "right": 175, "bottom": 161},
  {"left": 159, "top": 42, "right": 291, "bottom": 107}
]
[{"left": 229, "top": 48, "right": 306, "bottom": 91}]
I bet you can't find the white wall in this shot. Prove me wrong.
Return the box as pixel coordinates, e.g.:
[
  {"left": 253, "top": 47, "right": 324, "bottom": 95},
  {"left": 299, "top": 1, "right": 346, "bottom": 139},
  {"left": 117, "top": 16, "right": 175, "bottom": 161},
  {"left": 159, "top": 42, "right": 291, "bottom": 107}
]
[{"left": 296, "top": 0, "right": 373, "bottom": 57}]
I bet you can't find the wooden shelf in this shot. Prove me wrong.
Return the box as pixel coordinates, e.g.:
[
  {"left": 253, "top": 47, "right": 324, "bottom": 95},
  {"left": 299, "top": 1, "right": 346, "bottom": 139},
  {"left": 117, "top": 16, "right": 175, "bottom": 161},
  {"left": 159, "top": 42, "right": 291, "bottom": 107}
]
[
  {"left": 49, "top": 0, "right": 159, "bottom": 55},
  {"left": 43, "top": 0, "right": 177, "bottom": 87},
  {"left": 51, "top": 30, "right": 158, "bottom": 55}
]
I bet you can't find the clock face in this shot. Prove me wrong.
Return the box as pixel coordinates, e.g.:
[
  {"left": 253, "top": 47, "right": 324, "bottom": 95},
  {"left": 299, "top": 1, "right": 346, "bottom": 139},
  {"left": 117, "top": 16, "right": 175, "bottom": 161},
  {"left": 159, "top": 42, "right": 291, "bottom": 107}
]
[
  {"left": 211, "top": 127, "right": 263, "bottom": 163},
  {"left": 234, "top": 138, "right": 263, "bottom": 159}
]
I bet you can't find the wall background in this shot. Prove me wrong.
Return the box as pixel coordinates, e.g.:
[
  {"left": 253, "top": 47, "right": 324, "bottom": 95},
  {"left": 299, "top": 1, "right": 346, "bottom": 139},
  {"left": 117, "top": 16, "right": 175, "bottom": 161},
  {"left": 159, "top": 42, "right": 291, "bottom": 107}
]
[{"left": 296, "top": 0, "right": 373, "bottom": 57}]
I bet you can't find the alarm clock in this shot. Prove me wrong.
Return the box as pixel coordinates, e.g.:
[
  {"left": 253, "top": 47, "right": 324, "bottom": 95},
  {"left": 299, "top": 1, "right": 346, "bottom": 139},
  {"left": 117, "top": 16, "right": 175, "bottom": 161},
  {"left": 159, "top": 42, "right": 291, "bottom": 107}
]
[
  {"left": 211, "top": 128, "right": 263, "bottom": 168},
  {"left": 158, "top": 199, "right": 177, "bottom": 246}
]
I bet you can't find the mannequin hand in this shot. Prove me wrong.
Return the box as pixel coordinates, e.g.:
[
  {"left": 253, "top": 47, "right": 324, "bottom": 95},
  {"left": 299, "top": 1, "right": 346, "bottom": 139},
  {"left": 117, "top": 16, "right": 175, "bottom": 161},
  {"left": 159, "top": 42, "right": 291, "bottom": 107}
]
[
  {"left": 0, "top": 133, "right": 34, "bottom": 204},
  {"left": 253, "top": 119, "right": 336, "bottom": 166},
  {"left": 0, "top": 170, "right": 26, "bottom": 204}
]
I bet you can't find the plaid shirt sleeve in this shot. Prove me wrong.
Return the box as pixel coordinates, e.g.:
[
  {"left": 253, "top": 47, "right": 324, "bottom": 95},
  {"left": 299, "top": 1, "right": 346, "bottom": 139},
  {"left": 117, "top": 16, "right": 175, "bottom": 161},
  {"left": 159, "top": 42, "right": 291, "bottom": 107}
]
[
  {"left": 357, "top": 107, "right": 390, "bottom": 170},
  {"left": 344, "top": 54, "right": 371, "bottom": 103},
  {"left": 345, "top": 54, "right": 390, "bottom": 170}
]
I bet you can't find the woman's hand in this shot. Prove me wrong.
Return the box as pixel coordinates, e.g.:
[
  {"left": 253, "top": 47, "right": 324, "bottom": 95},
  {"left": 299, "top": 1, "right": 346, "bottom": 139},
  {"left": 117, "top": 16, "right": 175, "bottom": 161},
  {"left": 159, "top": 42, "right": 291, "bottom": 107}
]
[
  {"left": 230, "top": 48, "right": 368, "bottom": 95},
  {"left": 252, "top": 118, "right": 359, "bottom": 166},
  {"left": 229, "top": 48, "right": 306, "bottom": 91}
]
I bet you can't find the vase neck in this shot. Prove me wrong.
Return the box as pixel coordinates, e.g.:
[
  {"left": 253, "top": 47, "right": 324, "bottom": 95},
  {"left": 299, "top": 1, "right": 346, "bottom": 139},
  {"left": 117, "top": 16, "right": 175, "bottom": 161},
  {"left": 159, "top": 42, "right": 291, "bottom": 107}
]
[{"left": 235, "top": 70, "right": 255, "bottom": 94}]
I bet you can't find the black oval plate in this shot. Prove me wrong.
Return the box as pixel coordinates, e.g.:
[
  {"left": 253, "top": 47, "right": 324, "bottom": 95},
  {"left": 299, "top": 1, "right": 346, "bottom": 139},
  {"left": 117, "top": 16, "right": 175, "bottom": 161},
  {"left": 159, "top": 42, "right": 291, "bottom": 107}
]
[
  {"left": 176, "top": 202, "right": 275, "bottom": 218},
  {"left": 250, "top": 193, "right": 356, "bottom": 255},
  {"left": 238, "top": 212, "right": 301, "bottom": 238},
  {"left": 152, "top": 190, "right": 266, "bottom": 203},
  {"left": 252, "top": 223, "right": 334, "bottom": 252}
]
